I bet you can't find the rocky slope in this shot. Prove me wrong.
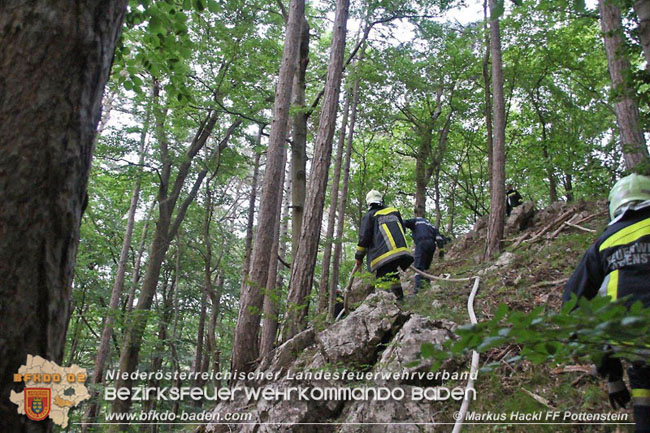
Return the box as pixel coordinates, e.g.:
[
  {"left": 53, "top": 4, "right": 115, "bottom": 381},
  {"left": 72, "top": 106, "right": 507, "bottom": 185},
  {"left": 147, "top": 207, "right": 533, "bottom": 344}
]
[
  {"left": 199, "top": 291, "right": 462, "bottom": 433},
  {"left": 200, "top": 199, "right": 620, "bottom": 433}
]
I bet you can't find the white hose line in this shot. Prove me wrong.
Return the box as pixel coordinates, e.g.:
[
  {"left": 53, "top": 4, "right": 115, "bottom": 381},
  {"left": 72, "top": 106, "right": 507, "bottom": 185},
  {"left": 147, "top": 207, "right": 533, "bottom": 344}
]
[
  {"left": 409, "top": 266, "right": 481, "bottom": 432},
  {"left": 452, "top": 276, "right": 480, "bottom": 433},
  {"left": 409, "top": 266, "right": 472, "bottom": 282}
]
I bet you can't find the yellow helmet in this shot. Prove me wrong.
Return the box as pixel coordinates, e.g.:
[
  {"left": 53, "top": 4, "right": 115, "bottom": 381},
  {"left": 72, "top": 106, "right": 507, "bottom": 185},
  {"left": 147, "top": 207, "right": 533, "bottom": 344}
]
[{"left": 608, "top": 174, "right": 650, "bottom": 219}]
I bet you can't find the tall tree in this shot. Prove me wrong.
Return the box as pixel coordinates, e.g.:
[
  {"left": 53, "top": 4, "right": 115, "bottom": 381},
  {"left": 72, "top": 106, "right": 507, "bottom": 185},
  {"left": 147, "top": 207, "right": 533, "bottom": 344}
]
[
  {"left": 318, "top": 92, "right": 350, "bottom": 313},
  {"left": 284, "top": 0, "right": 350, "bottom": 340},
  {"left": 329, "top": 54, "right": 363, "bottom": 320},
  {"left": 291, "top": 15, "right": 311, "bottom": 259},
  {"left": 483, "top": 0, "right": 494, "bottom": 200},
  {"left": 231, "top": 0, "right": 305, "bottom": 374},
  {"left": 0, "top": 2, "right": 127, "bottom": 432},
  {"left": 83, "top": 99, "right": 150, "bottom": 429},
  {"left": 599, "top": 0, "right": 649, "bottom": 171},
  {"left": 485, "top": 0, "right": 507, "bottom": 260},
  {"left": 260, "top": 150, "right": 289, "bottom": 357},
  {"left": 241, "top": 141, "right": 262, "bottom": 293}
]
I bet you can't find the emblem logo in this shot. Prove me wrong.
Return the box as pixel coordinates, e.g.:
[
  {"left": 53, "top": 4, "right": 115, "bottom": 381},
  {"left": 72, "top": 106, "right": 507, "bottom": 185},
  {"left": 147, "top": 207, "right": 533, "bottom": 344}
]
[{"left": 25, "top": 388, "right": 51, "bottom": 421}]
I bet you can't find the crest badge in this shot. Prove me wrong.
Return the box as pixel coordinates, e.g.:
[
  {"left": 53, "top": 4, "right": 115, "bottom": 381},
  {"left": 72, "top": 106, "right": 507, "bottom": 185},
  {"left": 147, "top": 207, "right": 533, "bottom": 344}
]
[{"left": 25, "top": 388, "right": 50, "bottom": 421}]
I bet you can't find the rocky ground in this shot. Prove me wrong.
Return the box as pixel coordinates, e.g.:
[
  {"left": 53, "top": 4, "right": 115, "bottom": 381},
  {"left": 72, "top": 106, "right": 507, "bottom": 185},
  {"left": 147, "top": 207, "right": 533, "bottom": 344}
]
[{"left": 199, "top": 200, "right": 630, "bottom": 433}]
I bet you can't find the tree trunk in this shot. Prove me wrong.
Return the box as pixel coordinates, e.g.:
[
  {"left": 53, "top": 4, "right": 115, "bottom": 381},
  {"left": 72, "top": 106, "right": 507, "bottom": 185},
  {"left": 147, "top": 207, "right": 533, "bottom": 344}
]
[
  {"left": 284, "top": 0, "right": 349, "bottom": 340},
  {"left": 600, "top": 0, "right": 649, "bottom": 171},
  {"left": 0, "top": 2, "right": 127, "bottom": 432},
  {"left": 291, "top": 15, "right": 310, "bottom": 259},
  {"left": 434, "top": 170, "right": 442, "bottom": 227},
  {"left": 260, "top": 150, "right": 289, "bottom": 357},
  {"left": 83, "top": 111, "right": 148, "bottom": 428},
  {"left": 528, "top": 86, "right": 557, "bottom": 203},
  {"left": 206, "top": 276, "right": 223, "bottom": 386},
  {"left": 142, "top": 274, "right": 174, "bottom": 414},
  {"left": 241, "top": 147, "right": 261, "bottom": 293},
  {"left": 318, "top": 92, "right": 350, "bottom": 313},
  {"left": 564, "top": 173, "right": 574, "bottom": 202},
  {"left": 329, "top": 47, "right": 365, "bottom": 320},
  {"left": 232, "top": 0, "right": 305, "bottom": 375},
  {"left": 485, "top": 0, "right": 507, "bottom": 260},
  {"left": 169, "top": 252, "right": 182, "bottom": 417},
  {"left": 446, "top": 167, "right": 460, "bottom": 235},
  {"left": 634, "top": 0, "right": 650, "bottom": 70},
  {"left": 414, "top": 130, "right": 433, "bottom": 218},
  {"left": 126, "top": 202, "right": 153, "bottom": 313},
  {"left": 483, "top": 0, "right": 494, "bottom": 199},
  {"left": 194, "top": 292, "right": 207, "bottom": 386}
]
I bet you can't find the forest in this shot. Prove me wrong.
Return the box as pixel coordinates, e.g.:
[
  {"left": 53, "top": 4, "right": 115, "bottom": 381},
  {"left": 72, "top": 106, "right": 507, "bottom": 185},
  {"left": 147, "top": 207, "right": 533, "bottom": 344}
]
[{"left": 0, "top": 0, "right": 649, "bottom": 431}]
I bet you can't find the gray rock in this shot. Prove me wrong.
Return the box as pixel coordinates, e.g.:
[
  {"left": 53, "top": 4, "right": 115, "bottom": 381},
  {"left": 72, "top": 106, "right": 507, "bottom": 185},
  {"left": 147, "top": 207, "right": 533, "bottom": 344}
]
[
  {"left": 316, "top": 291, "right": 408, "bottom": 365},
  {"left": 375, "top": 315, "right": 457, "bottom": 386},
  {"left": 336, "top": 385, "right": 440, "bottom": 433},
  {"left": 254, "top": 378, "right": 344, "bottom": 433},
  {"left": 254, "top": 328, "right": 316, "bottom": 385},
  {"left": 505, "top": 201, "right": 535, "bottom": 235},
  {"left": 494, "top": 251, "right": 514, "bottom": 267}
]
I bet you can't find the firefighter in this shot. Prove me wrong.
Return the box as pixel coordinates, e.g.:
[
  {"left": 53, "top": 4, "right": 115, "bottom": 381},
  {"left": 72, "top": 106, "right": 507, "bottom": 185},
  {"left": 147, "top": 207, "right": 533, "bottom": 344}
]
[
  {"left": 563, "top": 173, "right": 650, "bottom": 433},
  {"left": 506, "top": 184, "right": 523, "bottom": 217},
  {"left": 355, "top": 190, "right": 413, "bottom": 300},
  {"left": 404, "top": 217, "right": 448, "bottom": 294}
]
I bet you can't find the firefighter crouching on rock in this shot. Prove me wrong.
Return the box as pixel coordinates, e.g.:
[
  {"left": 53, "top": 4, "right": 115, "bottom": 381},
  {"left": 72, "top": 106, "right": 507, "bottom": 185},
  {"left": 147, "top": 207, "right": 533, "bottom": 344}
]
[
  {"left": 355, "top": 190, "right": 414, "bottom": 301},
  {"left": 563, "top": 173, "right": 650, "bottom": 433},
  {"left": 404, "top": 216, "right": 448, "bottom": 295}
]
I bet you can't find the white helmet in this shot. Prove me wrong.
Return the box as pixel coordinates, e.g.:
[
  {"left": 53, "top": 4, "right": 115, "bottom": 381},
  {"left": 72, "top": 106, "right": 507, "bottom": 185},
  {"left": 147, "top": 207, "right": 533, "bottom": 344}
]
[
  {"left": 608, "top": 173, "right": 650, "bottom": 219},
  {"left": 365, "top": 190, "right": 383, "bottom": 206}
]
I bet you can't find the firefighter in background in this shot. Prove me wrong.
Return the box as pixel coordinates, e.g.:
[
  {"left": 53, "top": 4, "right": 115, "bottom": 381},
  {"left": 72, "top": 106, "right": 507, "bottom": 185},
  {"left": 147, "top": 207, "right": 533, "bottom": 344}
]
[
  {"left": 563, "top": 173, "right": 650, "bottom": 433},
  {"left": 506, "top": 183, "right": 523, "bottom": 217},
  {"left": 355, "top": 190, "right": 413, "bottom": 300},
  {"left": 404, "top": 217, "right": 448, "bottom": 294}
]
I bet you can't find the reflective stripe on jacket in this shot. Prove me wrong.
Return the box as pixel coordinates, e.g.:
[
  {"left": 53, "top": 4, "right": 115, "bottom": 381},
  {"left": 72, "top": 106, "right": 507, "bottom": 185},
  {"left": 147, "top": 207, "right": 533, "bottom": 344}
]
[
  {"left": 563, "top": 205, "right": 650, "bottom": 307},
  {"left": 355, "top": 205, "right": 413, "bottom": 272}
]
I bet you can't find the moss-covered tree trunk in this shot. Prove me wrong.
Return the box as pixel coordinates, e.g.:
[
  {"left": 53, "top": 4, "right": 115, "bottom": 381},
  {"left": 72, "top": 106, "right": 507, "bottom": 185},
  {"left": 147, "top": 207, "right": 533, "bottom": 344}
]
[
  {"left": 0, "top": 2, "right": 127, "bottom": 431},
  {"left": 232, "top": 0, "right": 305, "bottom": 374},
  {"left": 284, "top": 0, "right": 350, "bottom": 340},
  {"left": 485, "top": 0, "right": 507, "bottom": 260},
  {"left": 599, "top": 0, "right": 648, "bottom": 172}
]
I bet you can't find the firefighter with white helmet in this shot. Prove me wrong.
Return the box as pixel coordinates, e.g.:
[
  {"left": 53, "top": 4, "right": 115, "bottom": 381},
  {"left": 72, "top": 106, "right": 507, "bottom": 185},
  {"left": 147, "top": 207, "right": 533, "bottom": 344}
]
[
  {"left": 355, "top": 190, "right": 413, "bottom": 300},
  {"left": 563, "top": 173, "right": 650, "bottom": 433}
]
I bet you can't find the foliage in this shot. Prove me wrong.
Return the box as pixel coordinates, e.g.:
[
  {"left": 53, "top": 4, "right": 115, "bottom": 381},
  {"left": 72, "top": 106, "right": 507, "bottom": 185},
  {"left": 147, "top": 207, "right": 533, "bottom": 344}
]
[{"left": 423, "top": 295, "right": 650, "bottom": 372}]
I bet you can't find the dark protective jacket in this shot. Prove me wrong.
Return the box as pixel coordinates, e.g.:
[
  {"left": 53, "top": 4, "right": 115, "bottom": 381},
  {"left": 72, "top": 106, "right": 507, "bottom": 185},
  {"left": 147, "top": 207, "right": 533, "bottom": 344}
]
[
  {"left": 507, "top": 188, "right": 523, "bottom": 208},
  {"left": 563, "top": 204, "right": 650, "bottom": 307},
  {"left": 355, "top": 204, "right": 413, "bottom": 272},
  {"left": 403, "top": 217, "right": 447, "bottom": 249}
]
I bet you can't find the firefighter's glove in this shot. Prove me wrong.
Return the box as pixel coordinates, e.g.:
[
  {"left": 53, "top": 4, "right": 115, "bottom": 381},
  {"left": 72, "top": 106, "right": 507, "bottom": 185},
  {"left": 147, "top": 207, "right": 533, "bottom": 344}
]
[
  {"left": 355, "top": 259, "right": 362, "bottom": 268},
  {"left": 607, "top": 380, "right": 630, "bottom": 410}
]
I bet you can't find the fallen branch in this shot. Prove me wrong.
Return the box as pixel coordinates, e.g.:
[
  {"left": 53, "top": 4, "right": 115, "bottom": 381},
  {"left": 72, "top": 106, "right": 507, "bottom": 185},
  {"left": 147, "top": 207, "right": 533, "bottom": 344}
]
[
  {"left": 521, "top": 388, "right": 556, "bottom": 410},
  {"left": 550, "top": 365, "right": 596, "bottom": 375},
  {"left": 574, "top": 210, "right": 607, "bottom": 225},
  {"left": 565, "top": 221, "right": 596, "bottom": 233},
  {"left": 527, "top": 209, "right": 575, "bottom": 243},
  {"left": 529, "top": 278, "right": 568, "bottom": 289},
  {"left": 549, "top": 213, "right": 578, "bottom": 239},
  {"left": 511, "top": 231, "right": 531, "bottom": 249}
]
